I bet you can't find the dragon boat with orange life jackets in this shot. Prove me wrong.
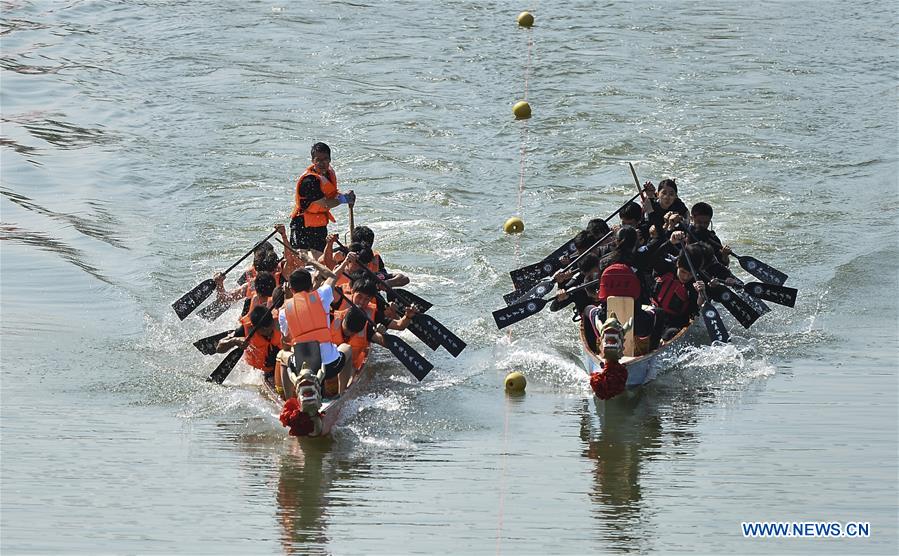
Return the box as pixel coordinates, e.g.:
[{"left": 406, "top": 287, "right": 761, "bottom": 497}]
[{"left": 579, "top": 295, "right": 699, "bottom": 400}]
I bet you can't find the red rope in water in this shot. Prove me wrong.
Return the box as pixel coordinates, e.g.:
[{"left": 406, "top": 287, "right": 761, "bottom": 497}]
[{"left": 498, "top": 11, "right": 536, "bottom": 555}]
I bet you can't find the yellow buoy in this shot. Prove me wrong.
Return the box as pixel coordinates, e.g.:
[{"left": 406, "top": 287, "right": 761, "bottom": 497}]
[
  {"left": 512, "top": 100, "right": 531, "bottom": 120},
  {"left": 505, "top": 371, "right": 527, "bottom": 393},
  {"left": 503, "top": 216, "right": 524, "bottom": 234},
  {"left": 517, "top": 11, "right": 534, "bottom": 28}
]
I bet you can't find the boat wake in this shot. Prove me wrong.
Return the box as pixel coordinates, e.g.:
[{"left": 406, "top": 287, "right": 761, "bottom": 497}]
[{"left": 492, "top": 335, "right": 590, "bottom": 394}]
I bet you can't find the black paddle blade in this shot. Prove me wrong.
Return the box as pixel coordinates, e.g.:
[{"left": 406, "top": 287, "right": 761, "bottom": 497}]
[
  {"left": 503, "top": 289, "right": 525, "bottom": 305},
  {"left": 207, "top": 346, "right": 245, "bottom": 384},
  {"left": 699, "top": 302, "right": 730, "bottom": 343},
  {"left": 411, "top": 314, "right": 466, "bottom": 357},
  {"left": 744, "top": 282, "right": 797, "bottom": 308},
  {"left": 389, "top": 288, "right": 433, "bottom": 313},
  {"left": 510, "top": 260, "right": 551, "bottom": 291},
  {"left": 197, "top": 298, "right": 233, "bottom": 322},
  {"left": 509, "top": 278, "right": 554, "bottom": 305},
  {"left": 172, "top": 279, "right": 216, "bottom": 320},
  {"left": 407, "top": 318, "right": 441, "bottom": 350},
  {"left": 734, "top": 287, "right": 770, "bottom": 316},
  {"left": 383, "top": 334, "right": 433, "bottom": 381},
  {"left": 387, "top": 295, "right": 440, "bottom": 350},
  {"left": 492, "top": 297, "right": 549, "bottom": 330},
  {"left": 193, "top": 330, "right": 231, "bottom": 355},
  {"left": 736, "top": 254, "right": 788, "bottom": 286},
  {"left": 509, "top": 237, "right": 576, "bottom": 290},
  {"left": 713, "top": 287, "right": 761, "bottom": 329}
]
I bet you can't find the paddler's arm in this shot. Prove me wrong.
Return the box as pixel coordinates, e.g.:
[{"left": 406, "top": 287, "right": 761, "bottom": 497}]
[
  {"left": 213, "top": 272, "right": 246, "bottom": 302},
  {"left": 215, "top": 325, "right": 245, "bottom": 353},
  {"left": 385, "top": 305, "right": 418, "bottom": 331},
  {"left": 299, "top": 174, "right": 352, "bottom": 212},
  {"left": 320, "top": 233, "right": 338, "bottom": 269},
  {"left": 381, "top": 271, "right": 410, "bottom": 288},
  {"left": 274, "top": 224, "right": 303, "bottom": 276},
  {"left": 322, "top": 252, "right": 356, "bottom": 289}
]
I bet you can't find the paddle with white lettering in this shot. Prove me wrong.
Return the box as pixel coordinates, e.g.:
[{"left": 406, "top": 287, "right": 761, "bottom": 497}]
[
  {"left": 706, "top": 281, "right": 761, "bottom": 329},
  {"left": 739, "top": 281, "right": 797, "bottom": 308},
  {"left": 197, "top": 296, "right": 235, "bottom": 322},
  {"left": 172, "top": 230, "right": 278, "bottom": 320},
  {"left": 194, "top": 330, "right": 231, "bottom": 355},
  {"left": 344, "top": 265, "right": 464, "bottom": 356},
  {"left": 734, "top": 287, "right": 771, "bottom": 316},
  {"left": 371, "top": 290, "right": 441, "bottom": 351},
  {"left": 507, "top": 229, "right": 614, "bottom": 306},
  {"left": 682, "top": 249, "right": 730, "bottom": 343},
  {"left": 713, "top": 244, "right": 788, "bottom": 286},
  {"left": 508, "top": 184, "right": 650, "bottom": 292},
  {"left": 369, "top": 285, "right": 466, "bottom": 357},
  {"left": 493, "top": 278, "right": 599, "bottom": 330},
  {"left": 683, "top": 229, "right": 788, "bottom": 286},
  {"left": 335, "top": 289, "right": 433, "bottom": 381}
]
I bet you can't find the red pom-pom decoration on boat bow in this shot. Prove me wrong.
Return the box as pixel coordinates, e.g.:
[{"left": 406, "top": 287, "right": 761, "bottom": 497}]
[
  {"left": 279, "top": 398, "right": 316, "bottom": 437},
  {"left": 590, "top": 361, "right": 628, "bottom": 400}
]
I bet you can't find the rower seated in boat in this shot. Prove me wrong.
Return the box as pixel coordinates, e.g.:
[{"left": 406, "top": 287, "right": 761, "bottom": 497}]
[
  {"left": 278, "top": 255, "right": 357, "bottom": 396},
  {"left": 584, "top": 227, "right": 654, "bottom": 354},
  {"left": 216, "top": 305, "right": 282, "bottom": 384}
]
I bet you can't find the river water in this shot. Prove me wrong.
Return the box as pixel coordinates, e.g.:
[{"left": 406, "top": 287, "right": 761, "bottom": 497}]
[{"left": 1, "top": 1, "right": 896, "bottom": 554}]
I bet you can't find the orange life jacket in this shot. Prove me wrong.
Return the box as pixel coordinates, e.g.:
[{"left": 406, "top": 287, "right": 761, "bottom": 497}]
[
  {"left": 331, "top": 308, "right": 373, "bottom": 370},
  {"left": 283, "top": 290, "right": 333, "bottom": 346},
  {"left": 247, "top": 293, "right": 271, "bottom": 314},
  {"left": 239, "top": 318, "right": 282, "bottom": 372},
  {"left": 652, "top": 272, "right": 689, "bottom": 316},
  {"left": 367, "top": 251, "right": 383, "bottom": 274},
  {"left": 598, "top": 263, "right": 642, "bottom": 302},
  {"left": 290, "top": 164, "right": 338, "bottom": 227}
]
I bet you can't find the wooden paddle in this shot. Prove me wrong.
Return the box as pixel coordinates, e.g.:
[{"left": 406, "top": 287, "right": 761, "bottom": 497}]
[
  {"left": 334, "top": 288, "right": 433, "bottom": 381},
  {"left": 507, "top": 229, "right": 614, "bottom": 306},
  {"left": 628, "top": 162, "right": 652, "bottom": 216},
  {"left": 206, "top": 287, "right": 286, "bottom": 384},
  {"left": 172, "top": 230, "right": 278, "bottom": 320},
  {"left": 493, "top": 278, "right": 599, "bottom": 330},
  {"left": 508, "top": 185, "right": 650, "bottom": 291},
  {"left": 681, "top": 249, "right": 730, "bottom": 343}
]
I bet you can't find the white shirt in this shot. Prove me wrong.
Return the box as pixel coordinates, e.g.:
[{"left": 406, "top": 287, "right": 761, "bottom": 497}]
[{"left": 279, "top": 284, "right": 338, "bottom": 364}]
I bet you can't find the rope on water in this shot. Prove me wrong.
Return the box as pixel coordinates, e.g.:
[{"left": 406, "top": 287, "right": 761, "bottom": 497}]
[{"left": 498, "top": 9, "right": 537, "bottom": 554}]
